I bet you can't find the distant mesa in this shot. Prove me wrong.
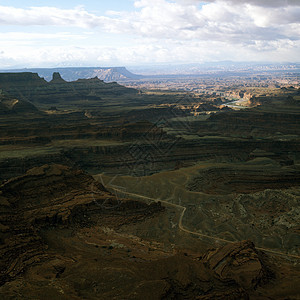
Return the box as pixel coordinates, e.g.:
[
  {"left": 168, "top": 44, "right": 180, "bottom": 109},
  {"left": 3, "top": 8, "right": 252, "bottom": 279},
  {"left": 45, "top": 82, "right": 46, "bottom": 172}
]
[
  {"left": 0, "top": 72, "right": 46, "bottom": 88},
  {"left": 0, "top": 67, "right": 143, "bottom": 82},
  {"left": 0, "top": 71, "right": 138, "bottom": 104}
]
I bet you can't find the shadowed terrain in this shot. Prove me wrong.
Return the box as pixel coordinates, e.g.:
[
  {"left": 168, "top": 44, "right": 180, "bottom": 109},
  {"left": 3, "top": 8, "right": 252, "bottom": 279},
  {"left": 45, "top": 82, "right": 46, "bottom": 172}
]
[
  {"left": 0, "top": 72, "right": 299, "bottom": 299},
  {"left": 1, "top": 164, "right": 299, "bottom": 299}
]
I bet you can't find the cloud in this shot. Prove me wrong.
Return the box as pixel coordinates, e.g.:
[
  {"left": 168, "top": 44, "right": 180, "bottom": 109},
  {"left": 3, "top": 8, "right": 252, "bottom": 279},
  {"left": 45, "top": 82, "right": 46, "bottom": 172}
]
[
  {"left": 0, "top": 1, "right": 299, "bottom": 42},
  {"left": 127, "top": 0, "right": 300, "bottom": 42},
  {"left": 0, "top": 0, "right": 299, "bottom": 66},
  {"left": 176, "top": 0, "right": 300, "bottom": 7},
  {"left": 0, "top": 32, "right": 85, "bottom": 41},
  {"left": 0, "top": 5, "right": 106, "bottom": 28},
  {"left": 1, "top": 37, "right": 299, "bottom": 68}
]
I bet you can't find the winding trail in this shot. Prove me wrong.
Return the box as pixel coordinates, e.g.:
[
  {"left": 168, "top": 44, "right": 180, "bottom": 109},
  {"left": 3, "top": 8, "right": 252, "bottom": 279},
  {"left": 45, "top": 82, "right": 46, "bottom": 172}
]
[{"left": 110, "top": 187, "right": 300, "bottom": 260}]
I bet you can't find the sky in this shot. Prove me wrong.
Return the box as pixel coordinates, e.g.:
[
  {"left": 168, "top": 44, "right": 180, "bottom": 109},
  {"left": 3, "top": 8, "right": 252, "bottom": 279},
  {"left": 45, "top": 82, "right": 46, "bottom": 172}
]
[{"left": 0, "top": 0, "right": 299, "bottom": 68}]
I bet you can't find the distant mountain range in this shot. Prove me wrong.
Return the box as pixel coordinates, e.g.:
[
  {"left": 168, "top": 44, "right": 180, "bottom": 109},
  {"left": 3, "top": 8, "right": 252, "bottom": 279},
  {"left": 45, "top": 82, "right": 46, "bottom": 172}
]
[
  {"left": 129, "top": 62, "right": 300, "bottom": 76},
  {"left": 1, "top": 62, "right": 299, "bottom": 81},
  {"left": 0, "top": 67, "right": 143, "bottom": 82}
]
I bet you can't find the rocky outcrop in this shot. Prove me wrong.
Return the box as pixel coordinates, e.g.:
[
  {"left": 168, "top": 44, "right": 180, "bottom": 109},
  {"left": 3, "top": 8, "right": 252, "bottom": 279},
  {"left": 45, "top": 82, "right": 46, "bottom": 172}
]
[
  {"left": 0, "top": 72, "right": 138, "bottom": 104},
  {"left": 0, "top": 95, "right": 40, "bottom": 115},
  {"left": 202, "top": 240, "right": 269, "bottom": 290},
  {"left": 49, "top": 72, "right": 66, "bottom": 84},
  {"left": 102, "top": 240, "right": 272, "bottom": 299},
  {"left": 0, "top": 164, "right": 164, "bottom": 286}
]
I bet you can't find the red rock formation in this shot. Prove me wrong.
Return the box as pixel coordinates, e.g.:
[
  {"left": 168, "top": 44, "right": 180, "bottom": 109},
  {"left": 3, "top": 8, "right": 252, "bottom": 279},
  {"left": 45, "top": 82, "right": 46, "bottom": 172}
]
[
  {"left": 202, "top": 240, "right": 268, "bottom": 290},
  {"left": 0, "top": 164, "right": 163, "bottom": 286}
]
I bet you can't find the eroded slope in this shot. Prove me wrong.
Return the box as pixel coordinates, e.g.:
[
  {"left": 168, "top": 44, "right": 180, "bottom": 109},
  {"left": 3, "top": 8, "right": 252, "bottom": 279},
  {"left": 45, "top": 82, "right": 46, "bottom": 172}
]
[{"left": 1, "top": 164, "right": 298, "bottom": 299}]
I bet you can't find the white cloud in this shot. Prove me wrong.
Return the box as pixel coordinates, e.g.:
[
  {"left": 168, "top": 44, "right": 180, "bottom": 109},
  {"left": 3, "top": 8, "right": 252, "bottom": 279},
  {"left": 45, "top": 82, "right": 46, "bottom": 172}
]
[
  {"left": 1, "top": 37, "right": 299, "bottom": 68},
  {"left": 0, "top": 5, "right": 112, "bottom": 28},
  {"left": 0, "top": 1, "right": 299, "bottom": 42},
  {"left": 177, "top": 0, "right": 300, "bottom": 7},
  {"left": 0, "top": 32, "right": 85, "bottom": 41},
  {"left": 0, "top": 0, "right": 299, "bottom": 66}
]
